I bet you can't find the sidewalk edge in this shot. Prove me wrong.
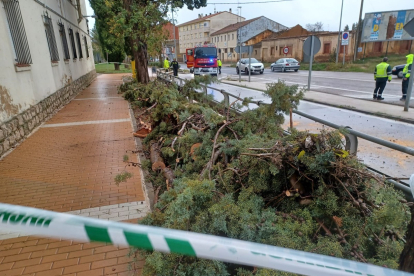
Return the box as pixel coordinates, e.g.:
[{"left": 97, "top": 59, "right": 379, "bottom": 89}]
[{"left": 220, "top": 80, "right": 414, "bottom": 125}]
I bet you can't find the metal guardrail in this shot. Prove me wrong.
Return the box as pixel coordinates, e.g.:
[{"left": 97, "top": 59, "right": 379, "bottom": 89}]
[{"left": 156, "top": 70, "right": 414, "bottom": 194}]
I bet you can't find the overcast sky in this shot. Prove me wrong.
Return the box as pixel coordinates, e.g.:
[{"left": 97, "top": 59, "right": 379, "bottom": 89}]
[{"left": 85, "top": 0, "right": 413, "bottom": 32}]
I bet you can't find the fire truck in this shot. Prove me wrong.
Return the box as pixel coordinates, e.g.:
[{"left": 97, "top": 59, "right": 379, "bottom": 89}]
[{"left": 185, "top": 44, "right": 218, "bottom": 76}]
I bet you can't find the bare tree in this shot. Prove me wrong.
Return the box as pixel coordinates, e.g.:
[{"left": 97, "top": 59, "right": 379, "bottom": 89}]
[{"left": 306, "top": 22, "right": 324, "bottom": 32}]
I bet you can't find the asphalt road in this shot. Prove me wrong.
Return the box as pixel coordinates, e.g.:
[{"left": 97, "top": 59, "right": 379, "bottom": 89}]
[
  {"left": 220, "top": 67, "right": 412, "bottom": 106},
  {"left": 170, "top": 72, "right": 414, "bottom": 182}
]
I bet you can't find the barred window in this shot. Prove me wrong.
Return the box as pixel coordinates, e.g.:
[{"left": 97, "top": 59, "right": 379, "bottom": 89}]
[
  {"left": 76, "top": 32, "right": 83, "bottom": 59},
  {"left": 58, "top": 22, "right": 70, "bottom": 60},
  {"left": 83, "top": 36, "right": 89, "bottom": 58},
  {"left": 43, "top": 13, "right": 59, "bottom": 62},
  {"left": 68, "top": 28, "right": 77, "bottom": 59},
  {"left": 2, "top": 0, "right": 32, "bottom": 64}
]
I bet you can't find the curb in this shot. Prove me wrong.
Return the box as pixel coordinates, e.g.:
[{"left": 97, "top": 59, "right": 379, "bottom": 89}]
[{"left": 220, "top": 81, "right": 414, "bottom": 125}]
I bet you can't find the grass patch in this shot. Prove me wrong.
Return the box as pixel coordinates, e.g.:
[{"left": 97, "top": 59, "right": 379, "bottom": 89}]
[
  {"left": 95, "top": 63, "right": 132, "bottom": 74},
  {"left": 300, "top": 54, "right": 407, "bottom": 73}
]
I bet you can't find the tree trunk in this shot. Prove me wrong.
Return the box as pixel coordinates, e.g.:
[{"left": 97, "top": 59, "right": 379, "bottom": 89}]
[
  {"left": 400, "top": 210, "right": 414, "bottom": 272},
  {"left": 133, "top": 39, "right": 150, "bottom": 83}
]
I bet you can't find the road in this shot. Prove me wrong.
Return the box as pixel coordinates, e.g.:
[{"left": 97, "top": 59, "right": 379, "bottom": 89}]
[
  {"left": 170, "top": 71, "right": 414, "bottom": 182},
  {"left": 219, "top": 67, "right": 413, "bottom": 106}
]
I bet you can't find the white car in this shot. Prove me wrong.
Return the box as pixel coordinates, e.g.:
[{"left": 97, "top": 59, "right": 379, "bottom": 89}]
[
  {"left": 271, "top": 58, "right": 300, "bottom": 72},
  {"left": 236, "top": 58, "right": 264, "bottom": 75}
]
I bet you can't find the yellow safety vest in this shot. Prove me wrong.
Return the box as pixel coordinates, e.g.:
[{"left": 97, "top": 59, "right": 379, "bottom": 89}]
[
  {"left": 403, "top": 54, "right": 413, "bottom": 78},
  {"left": 164, "top": 59, "right": 170, "bottom": 69},
  {"left": 375, "top": 62, "right": 391, "bottom": 81},
  {"left": 217, "top": 60, "right": 222, "bottom": 66}
]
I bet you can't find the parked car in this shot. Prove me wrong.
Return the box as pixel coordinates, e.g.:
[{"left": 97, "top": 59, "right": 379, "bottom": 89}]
[
  {"left": 236, "top": 58, "right": 264, "bottom": 75},
  {"left": 392, "top": 64, "right": 406, "bottom": 78},
  {"left": 271, "top": 58, "right": 300, "bottom": 72}
]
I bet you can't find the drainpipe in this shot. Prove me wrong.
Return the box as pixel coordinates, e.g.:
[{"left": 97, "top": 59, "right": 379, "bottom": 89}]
[{"left": 76, "top": 0, "right": 82, "bottom": 23}]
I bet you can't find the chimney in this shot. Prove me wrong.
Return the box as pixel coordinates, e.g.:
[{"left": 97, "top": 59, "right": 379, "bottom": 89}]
[
  {"left": 209, "top": 13, "right": 211, "bottom": 15},
  {"left": 229, "top": 8, "right": 232, "bottom": 13}
]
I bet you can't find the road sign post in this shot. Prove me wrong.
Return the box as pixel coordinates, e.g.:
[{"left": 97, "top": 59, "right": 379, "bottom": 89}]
[
  {"left": 403, "top": 18, "right": 414, "bottom": 111},
  {"left": 303, "top": 35, "right": 321, "bottom": 91},
  {"left": 341, "top": 32, "right": 349, "bottom": 66}
]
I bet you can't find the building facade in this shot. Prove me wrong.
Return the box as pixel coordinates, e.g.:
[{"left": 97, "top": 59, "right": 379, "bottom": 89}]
[
  {"left": 177, "top": 10, "right": 244, "bottom": 55},
  {"left": 211, "top": 16, "right": 288, "bottom": 62},
  {"left": 0, "top": 0, "right": 95, "bottom": 157},
  {"left": 162, "top": 22, "right": 180, "bottom": 60}
]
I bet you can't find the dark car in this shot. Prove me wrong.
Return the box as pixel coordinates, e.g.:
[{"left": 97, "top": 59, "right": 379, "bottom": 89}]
[
  {"left": 392, "top": 64, "right": 405, "bottom": 78},
  {"left": 270, "top": 58, "right": 300, "bottom": 72}
]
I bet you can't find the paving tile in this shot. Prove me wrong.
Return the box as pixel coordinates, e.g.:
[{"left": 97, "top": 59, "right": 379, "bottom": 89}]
[{"left": 0, "top": 74, "right": 145, "bottom": 276}]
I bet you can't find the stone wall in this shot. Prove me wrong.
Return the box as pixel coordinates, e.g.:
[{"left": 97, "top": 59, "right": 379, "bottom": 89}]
[{"left": 0, "top": 70, "right": 96, "bottom": 158}]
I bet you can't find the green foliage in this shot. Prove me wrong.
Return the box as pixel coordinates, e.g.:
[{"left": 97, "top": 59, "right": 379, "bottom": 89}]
[
  {"left": 114, "top": 171, "right": 132, "bottom": 186},
  {"left": 120, "top": 78, "right": 410, "bottom": 275}
]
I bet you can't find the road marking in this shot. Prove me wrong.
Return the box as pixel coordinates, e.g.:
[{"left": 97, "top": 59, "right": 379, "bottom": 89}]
[
  {"left": 0, "top": 201, "right": 150, "bottom": 240},
  {"left": 42, "top": 119, "right": 131, "bottom": 128}
]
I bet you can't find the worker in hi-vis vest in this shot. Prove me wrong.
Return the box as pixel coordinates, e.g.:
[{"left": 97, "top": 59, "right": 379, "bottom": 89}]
[
  {"left": 373, "top": 57, "right": 392, "bottom": 100},
  {"left": 401, "top": 54, "right": 413, "bottom": 101},
  {"left": 217, "top": 58, "right": 222, "bottom": 74},
  {"left": 164, "top": 57, "right": 170, "bottom": 72}
]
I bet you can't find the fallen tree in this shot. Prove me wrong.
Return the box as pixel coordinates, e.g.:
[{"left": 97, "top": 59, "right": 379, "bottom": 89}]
[{"left": 120, "top": 78, "right": 411, "bottom": 275}]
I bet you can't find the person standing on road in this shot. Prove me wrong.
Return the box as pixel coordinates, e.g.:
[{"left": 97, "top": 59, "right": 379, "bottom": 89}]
[
  {"left": 401, "top": 54, "right": 413, "bottom": 101},
  {"left": 171, "top": 58, "right": 179, "bottom": 77},
  {"left": 217, "top": 58, "right": 222, "bottom": 74},
  {"left": 164, "top": 57, "right": 170, "bottom": 72},
  {"left": 373, "top": 57, "right": 392, "bottom": 100}
]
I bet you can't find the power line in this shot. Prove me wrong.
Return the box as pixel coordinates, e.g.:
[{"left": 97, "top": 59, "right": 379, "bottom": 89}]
[{"left": 207, "top": 0, "right": 292, "bottom": 4}]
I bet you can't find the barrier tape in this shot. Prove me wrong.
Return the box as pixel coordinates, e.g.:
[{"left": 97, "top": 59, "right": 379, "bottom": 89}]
[{"left": 0, "top": 203, "right": 412, "bottom": 276}]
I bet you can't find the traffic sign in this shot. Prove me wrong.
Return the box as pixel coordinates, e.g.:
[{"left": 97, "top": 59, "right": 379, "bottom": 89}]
[
  {"left": 303, "top": 36, "right": 321, "bottom": 56},
  {"left": 283, "top": 46, "right": 289, "bottom": 55},
  {"left": 342, "top": 31, "right": 349, "bottom": 45},
  {"left": 404, "top": 17, "right": 414, "bottom": 37},
  {"left": 234, "top": 46, "right": 253, "bottom": 54}
]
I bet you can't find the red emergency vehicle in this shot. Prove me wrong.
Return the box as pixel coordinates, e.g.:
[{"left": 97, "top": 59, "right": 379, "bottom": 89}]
[{"left": 185, "top": 44, "right": 218, "bottom": 76}]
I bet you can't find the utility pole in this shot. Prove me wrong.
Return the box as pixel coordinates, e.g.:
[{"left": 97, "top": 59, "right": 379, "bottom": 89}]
[
  {"left": 238, "top": 5, "right": 242, "bottom": 83},
  {"left": 171, "top": 4, "right": 178, "bottom": 60},
  {"left": 353, "top": 0, "right": 364, "bottom": 61},
  {"left": 335, "top": 0, "right": 344, "bottom": 63}
]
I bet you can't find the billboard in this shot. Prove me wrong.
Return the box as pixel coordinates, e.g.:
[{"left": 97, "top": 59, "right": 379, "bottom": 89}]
[{"left": 361, "top": 9, "right": 414, "bottom": 42}]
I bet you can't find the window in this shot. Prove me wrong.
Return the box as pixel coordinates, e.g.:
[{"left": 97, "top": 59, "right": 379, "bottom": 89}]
[
  {"left": 76, "top": 32, "right": 83, "bottom": 58},
  {"left": 199, "top": 23, "right": 202, "bottom": 28},
  {"left": 68, "top": 28, "right": 77, "bottom": 59},
  {"left": 221, "top": 36, "right": 222, "bottom": 42},
  {"left": 232, "top": 34, "right": 234, "bottom": 40},
  {"left": 340, "top": 45, "right": 348, "bottom": 54},
  {"left": 255, "top": 50, "right": 257, "bottom": 55},
  {"left": 224, "top": 35, "right": 226, "bottom": 41},
  {"left": 271, "top": 47, "right": 275, "bottom": 55},
  {"left": 323, "top": 43, "right": 331, "bottom": 54},
  {"left": 276, "top": 46, "right": 278, "bottom": 51},
  {"left": 2, "top": 0, "right": 32, "bottom": 64},
  {"left": 228, "top": 34, "right": 230, "bottom": 41},
  {"left": 204, "top": 22, "right": 208, "bottom": 27},
  {"left": 43, "top": 13, "right": 59, "bottom": 62},
  {"left": 83, "top": 36, "right": 89, "bottom": 58},
  {"left": 58, "top": 22, "right": 70, "bottom": 60}
]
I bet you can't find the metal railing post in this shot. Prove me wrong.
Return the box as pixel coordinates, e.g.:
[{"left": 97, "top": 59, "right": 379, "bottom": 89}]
[{"left": 344, "top": 126, "right": 358, "bottom": 155}]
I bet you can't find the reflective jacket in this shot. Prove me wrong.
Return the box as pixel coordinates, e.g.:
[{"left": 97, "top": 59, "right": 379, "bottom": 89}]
[
  {"left": 374, "top": 62, "right": 392, "bottom": 81},
  {"left": 217, "top": 60, "right": 222, "bottom": 66},
  {"left": 403, "top": 54, "right": 413, "bottom": 79},
  {"left": 171, "top": 61, "right": 179, "bottom": 70},
  {"left": 164, "top": 59, "right": 170, "bottom": 69}
]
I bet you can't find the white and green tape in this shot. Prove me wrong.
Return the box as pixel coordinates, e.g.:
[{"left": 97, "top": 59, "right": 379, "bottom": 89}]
[{"left": 0, "top": 203, "right": 412, "bottom": 276}]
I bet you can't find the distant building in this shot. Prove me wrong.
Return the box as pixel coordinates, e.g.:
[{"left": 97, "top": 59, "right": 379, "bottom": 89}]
[
  {"left": 162, "top": 22, "right": 180, "bottom": 60},
  {"left": 259, "top": 24, "right": 413, "bottom": 63},
  {"left": 210, "top": 16, "right": 288, "bottom": 62},
  {"left": 0, "top": 0, "right": 95, "bottom": 156},
  {"left": 177, "top": 10, "right": 245, "bottom": 55}
]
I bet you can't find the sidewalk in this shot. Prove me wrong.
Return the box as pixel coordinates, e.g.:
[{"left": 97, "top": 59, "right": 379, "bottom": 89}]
[
  {"left": 0, "top": 74, "right": 147, "bottom": 275},
  {"left": 221, "top": 79, "right": 414, "bottom": 124}
]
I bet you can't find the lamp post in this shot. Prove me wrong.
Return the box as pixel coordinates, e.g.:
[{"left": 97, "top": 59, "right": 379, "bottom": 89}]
[{"left": 335, "top": 0, "right": 344, "bottom": 64}]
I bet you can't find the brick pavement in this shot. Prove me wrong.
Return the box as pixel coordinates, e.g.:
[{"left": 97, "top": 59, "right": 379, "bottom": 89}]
[{"left": 0, "top": 74, "right": 147, "bottom": 276}]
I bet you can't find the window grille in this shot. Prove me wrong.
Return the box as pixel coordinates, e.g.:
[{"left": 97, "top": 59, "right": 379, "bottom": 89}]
[
  {"left": 43, "top": 13, "right": 59, "bottom": 62},
  {"left": 68, "top": 28, "right": 77, "bottom": 59},
  {"left": 83, "top": 36, "right": 89, "bottom": 58},
  {"left": 58, "top": 22, "right": 70, "bottom": 60},
  {"left": 2, "top": 0, "right": 32, "bottom": 64},
  {"left": 76, "top": 32, "right": 83, "bottom": 58}
]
